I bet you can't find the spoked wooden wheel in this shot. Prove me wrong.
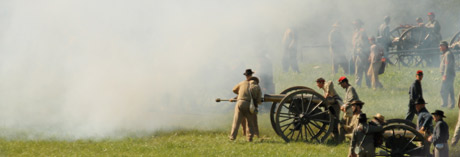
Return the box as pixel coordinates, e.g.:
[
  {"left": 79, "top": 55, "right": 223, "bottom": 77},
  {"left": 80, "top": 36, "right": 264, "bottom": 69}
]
[
  {"left": 274, "top": 89, "right": 334, "bottom": 143},
  {"left": 270, "top": 86, "right": 312, "bottom": 135},
  {"left": 375, "top": 125, "right": 429, "bottom": 156}
]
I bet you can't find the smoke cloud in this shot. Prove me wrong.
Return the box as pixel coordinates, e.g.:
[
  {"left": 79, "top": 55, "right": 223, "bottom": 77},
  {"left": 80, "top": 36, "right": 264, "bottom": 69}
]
[{"left": 0, "top": 0, "right": 458, "bottom": 139}]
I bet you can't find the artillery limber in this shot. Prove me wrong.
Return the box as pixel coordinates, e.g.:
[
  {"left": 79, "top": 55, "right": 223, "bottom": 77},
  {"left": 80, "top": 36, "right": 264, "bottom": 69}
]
[{"left": 217, "top": 86, "right": 430, "bottom": 156}]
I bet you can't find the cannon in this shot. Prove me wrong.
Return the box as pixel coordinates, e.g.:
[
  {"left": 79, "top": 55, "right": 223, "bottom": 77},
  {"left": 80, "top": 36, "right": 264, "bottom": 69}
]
[
  {"left": 388, "top": 26, "right": 460, "bottom": 68},
  {"left": 217, "top": 86, "right": 337, "bottom": 143}
]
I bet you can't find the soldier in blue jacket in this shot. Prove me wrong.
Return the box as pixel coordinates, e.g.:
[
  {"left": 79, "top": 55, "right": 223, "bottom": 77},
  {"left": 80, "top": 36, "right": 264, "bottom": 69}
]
[
  {"left": 428, "top": 110, "right": 449, "bottom": 157},
  {"left": 406, "top": 70, "right": 424, "bottom": 121},
  {"left": 415, "top": 98, "right": 433, "bottom": 136}
]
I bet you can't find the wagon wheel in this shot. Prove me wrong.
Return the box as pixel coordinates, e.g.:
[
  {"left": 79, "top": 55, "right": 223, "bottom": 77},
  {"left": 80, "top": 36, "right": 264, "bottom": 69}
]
[
  {"left": 389, "top": 26, "right": 409, "bottom": 41},
  {"left": 394, "top": 27, "right": 429, "bottom": 67},
  {"left": 384, "top": 119, "right": 416, "bottom": 128},
  {"left": 270, "top": 86, "right": 312, "bottom": 135},
  {"left": 375, "top": 125, "right": 430, "bottom": 156},
  {"left": 388, "top": 26, "right": 412, "bottom": 65},
  {"left": 274, "top": 89, "right": 334, "bottom": 143}
]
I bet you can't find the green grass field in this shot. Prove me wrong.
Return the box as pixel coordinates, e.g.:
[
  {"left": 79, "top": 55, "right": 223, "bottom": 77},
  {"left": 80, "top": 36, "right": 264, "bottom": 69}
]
[{"left": 2, "top": 63, "right": 460, "bottom": 156}]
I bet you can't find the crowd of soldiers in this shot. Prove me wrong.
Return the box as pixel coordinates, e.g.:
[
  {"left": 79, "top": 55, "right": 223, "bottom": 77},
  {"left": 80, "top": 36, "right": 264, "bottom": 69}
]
[
  {"left": 226, "top": 12, "right": 458, "bottom": 157},
  {"left": 228, "top": 69, "right": 454, "bottom": 156}
]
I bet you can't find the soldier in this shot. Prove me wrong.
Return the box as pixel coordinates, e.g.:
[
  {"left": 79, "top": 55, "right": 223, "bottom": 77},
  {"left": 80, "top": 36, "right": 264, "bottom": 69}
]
[
  {"left": 370, "top": 113, "right": 385, "bottom": 126},
  {"left": 329, "top": 22, "right": 349, "bottom": 74},
  {"left": 352, "top": 19, "right": 371, "bottom": 88},
  {"left": 416, "top": 17, "right": 424, "bottom": 27},
  {"left": 229, "top": 69, "right": 261, "bottom": 141},
  {"left": 425, "top": 12, "right": 442, "bottom": 45},
  {"left": 428, "top": 110, "right": 449, "bottom": 157},
  {"left": 451, "top": 94, "right": 460, "bottom": 146},
  {"left": 377, "top": 16, "right": 391, "bottom": 60},
  {"left": 425, "top": 12, "right": 442, "bottom": 67},
  {"left": 341, "top": 100, "right": 365, "bottom": 135},
  {"left": 282, "top": 28, "right": 300, "bottom": 73},
  {"left": 439, "top": 41, "right": 456, "bottom": 108},
  {"left": 338, "top": 76, "right": 360, "bottom": 118},
  {"left": 241, "top": 76, "right": 262, "bottom": 138},
  {"left": 367, "top": 36, "right": 384, "bottom": 89},
  {"left": 415, "top": 98, "right": 433, "bottom": 137},
  {"left": 406, "top": 70, "right": 424, "bottom": 121},
  {"left": 349, "top": 113, "right": 383, "bottom": 157},
  {"left": 316, "top": 77, "right": 343, "bottom": 141}
]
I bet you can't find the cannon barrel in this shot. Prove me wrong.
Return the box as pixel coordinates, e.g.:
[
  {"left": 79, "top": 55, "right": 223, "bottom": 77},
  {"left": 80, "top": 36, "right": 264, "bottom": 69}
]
[{"left": 263, "top": 94, "right": 335, "bottom": 104}]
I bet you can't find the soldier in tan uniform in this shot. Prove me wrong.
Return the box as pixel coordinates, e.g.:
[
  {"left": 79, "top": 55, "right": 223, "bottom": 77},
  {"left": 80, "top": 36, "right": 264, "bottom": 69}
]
[
  {"left": 316, "top": 77, "right": 343, "bottom": 141},
  {"left": 367, "top": 36, "right": 384, "bottom": 89},
  {"left": 229, "top": 69, "right": 261, "bottom": 141},
  {"left": 352, "top": 19, "right": 371, "bottom": 88},
  {"left": 342, "top": 101, "right": 365, "bottom": 135},
  {"left": 241, "top": 76, "right": 262, "bottom": 138}
]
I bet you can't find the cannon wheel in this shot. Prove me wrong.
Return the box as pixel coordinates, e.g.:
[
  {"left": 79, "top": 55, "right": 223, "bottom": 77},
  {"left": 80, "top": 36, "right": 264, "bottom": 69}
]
[
  {"left": 274, "top": 89, "right": 334, "bottom": 143},
  {"left": 393, "top": 27, "right": 428, "bottom": 67},
  {"left": 270, "top": 86, "right": 312, "bottom": 135},
  {"left": 375, "top": 125, "right": 430, "bottom": 156},
  {"left": 385, "top": 118, "right": 416, "bottom": 128}
]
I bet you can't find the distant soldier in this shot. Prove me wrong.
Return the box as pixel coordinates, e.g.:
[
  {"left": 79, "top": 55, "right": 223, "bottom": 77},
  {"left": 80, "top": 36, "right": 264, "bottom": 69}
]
[
  {"left": 229, "top": 69, "right": 260, "bottom": 141},
  {"left": 451, "top": 94, "right": 460, "bottom": 146},
  {"left": 439, "top": 41, "right": 456, "bottom": 108},
  {"left": 416, "top": 17, "right": 424, "bottom": 27},
  {"left": 349, "top": 113, "right": 383, "bottom": 157},
  {"left": 377, "top": 16, "right": 391, "bottom": 60},
  {"left": 425, "top": 12, "right": 442, "bottom": 67},
  {"left": 316, "top": 77, "right": 343, "bottom": 141},
  {"left": 406, "top": 70, "right": 424, "bottom": 121},
  {"left": 415, "top": 98, "right": 433, "bottom": 137},
  {"left": 329, "top": 22, "right": 349, "bottom": 74},
  {"left": 425, "top": 12, "right": 442, "bottom": 45},
  {"left": 352, "top": 19, "right": 371, "bottom": 88},
  {"left": 282, "top": 28, "right": 300, "bottom": 73},
  {"left": 367, "top": 36, "right": 384, "bottom": 89},
  {"left": 428, "top": 110, "right": 449, "bottom": 157}
]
